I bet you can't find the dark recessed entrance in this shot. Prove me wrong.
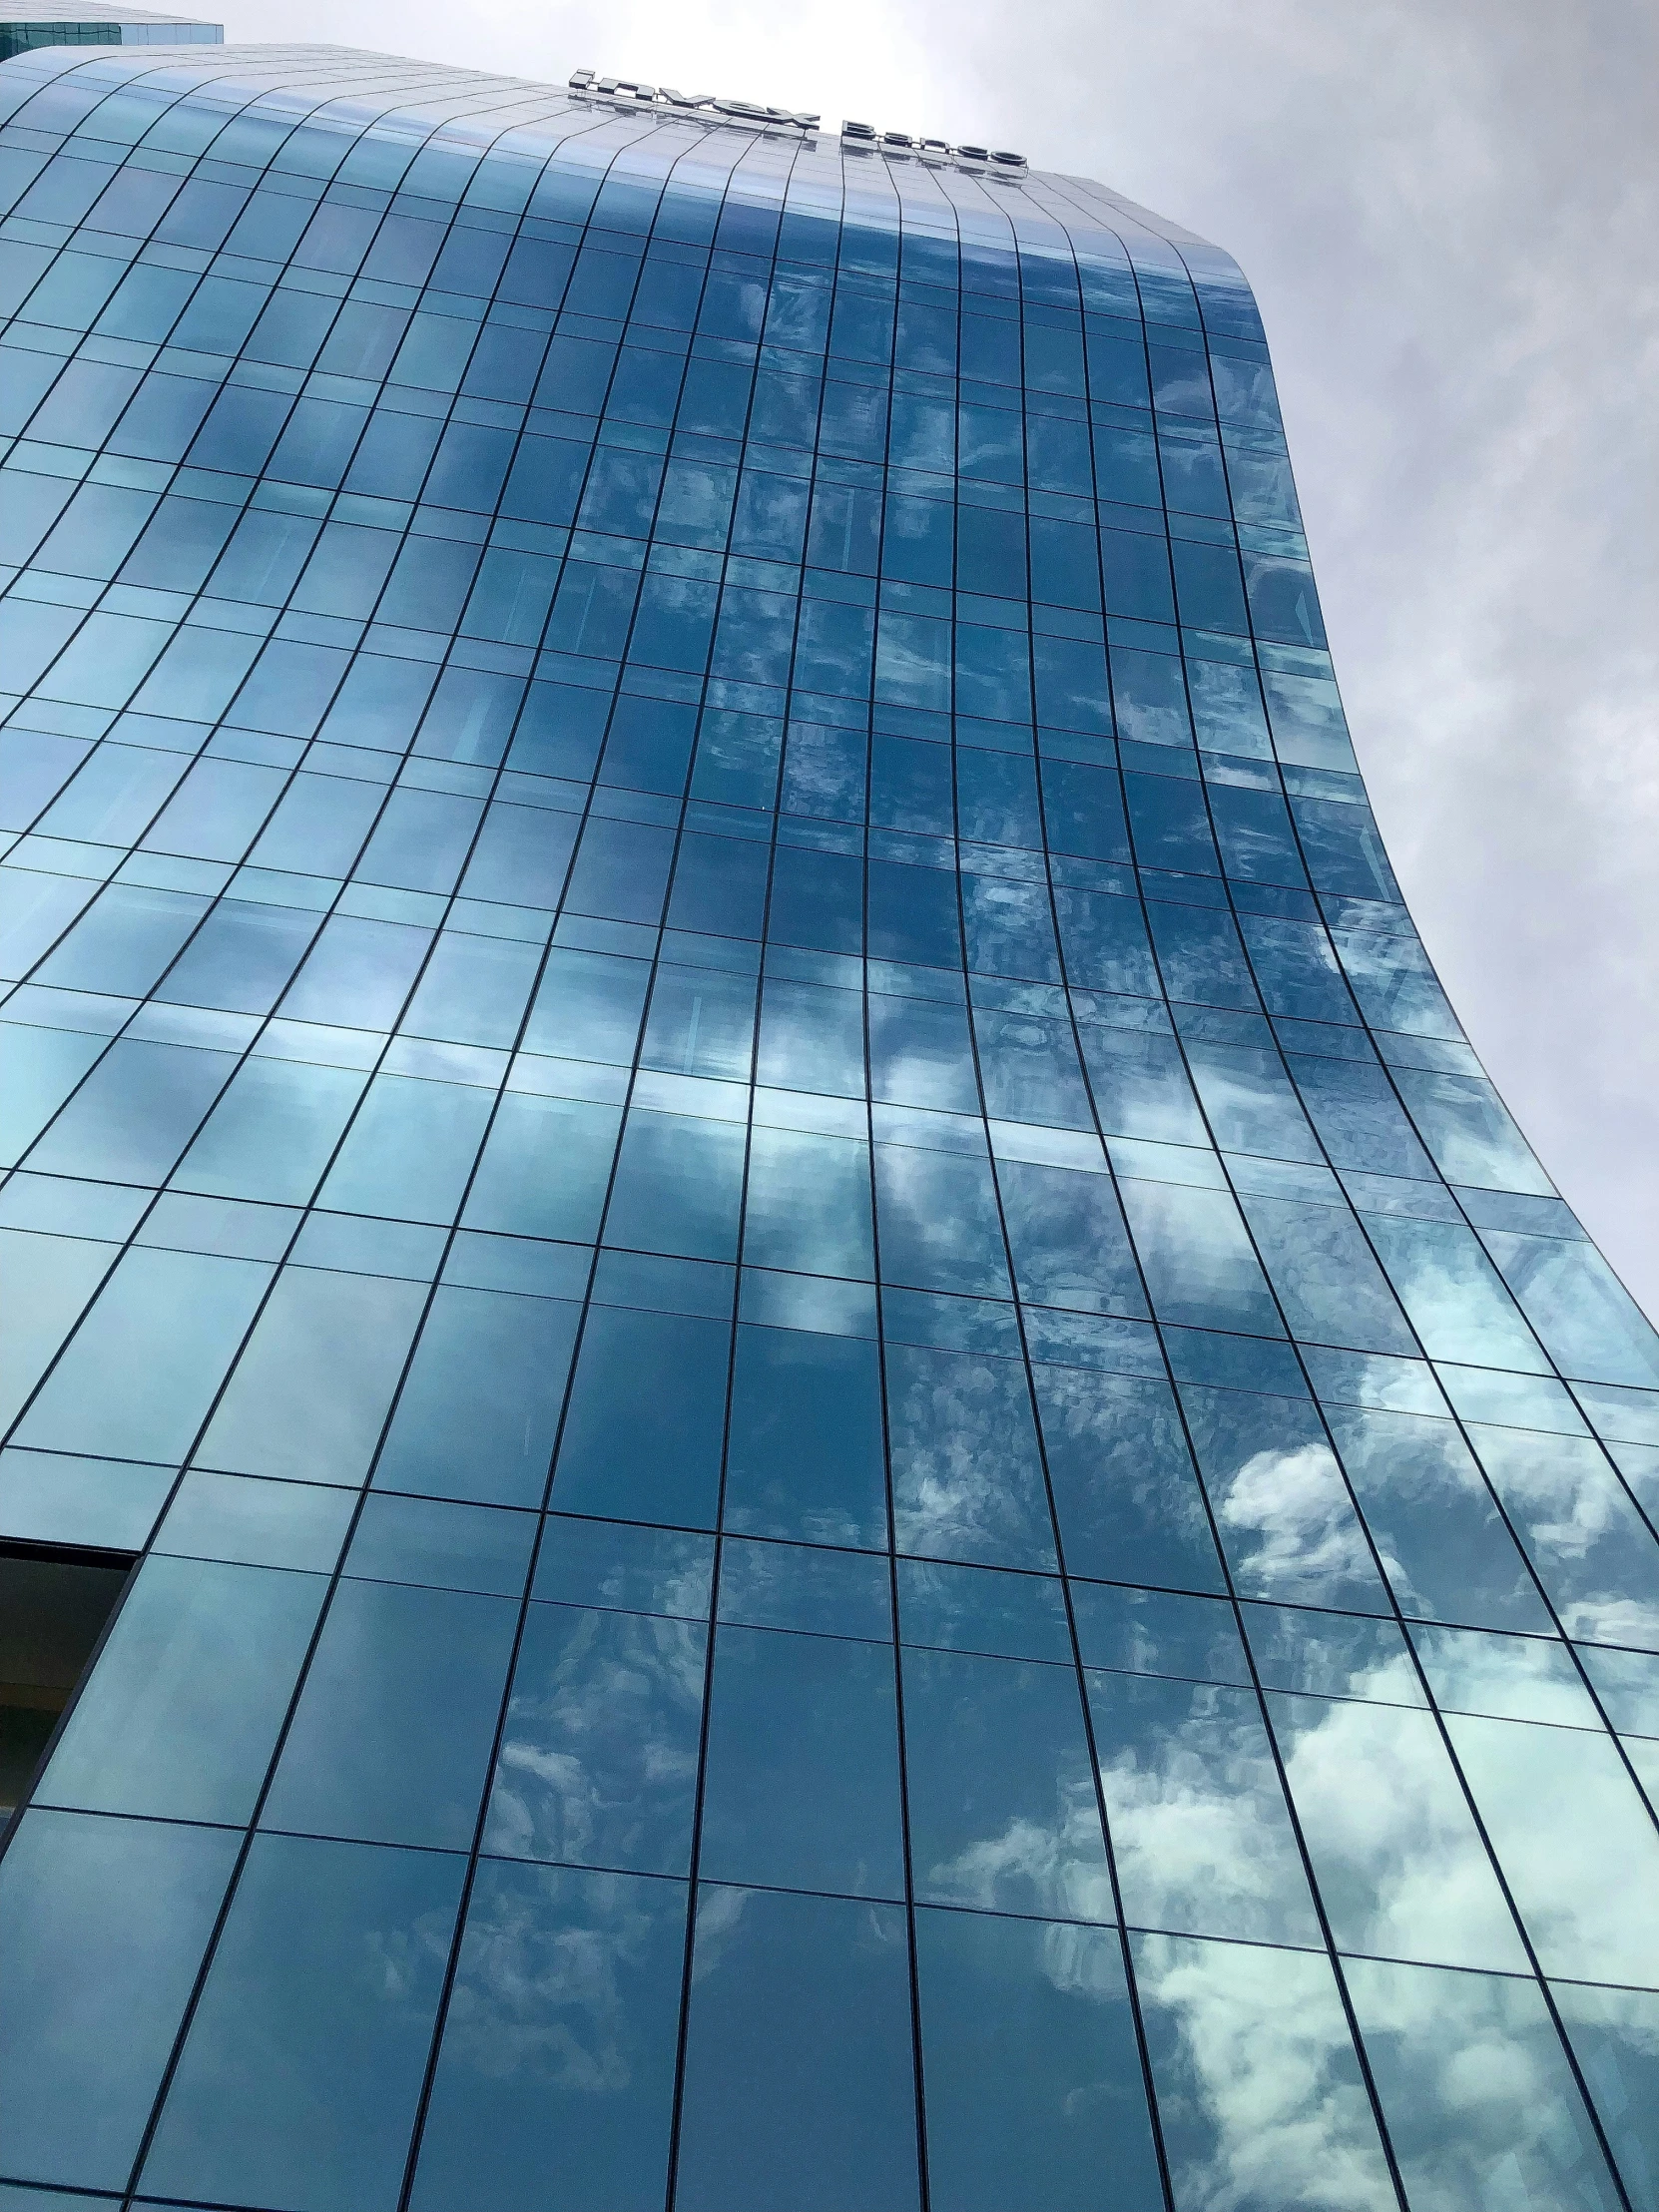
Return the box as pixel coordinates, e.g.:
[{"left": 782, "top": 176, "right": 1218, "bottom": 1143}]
[{"left": 0, "top": 1542, "right": 134, "bottom": 1826}]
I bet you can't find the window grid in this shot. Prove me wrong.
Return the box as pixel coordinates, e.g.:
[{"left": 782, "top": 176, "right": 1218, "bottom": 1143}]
[{"left": 0, "top": 40, "right": 1656, "bottom": 2212}]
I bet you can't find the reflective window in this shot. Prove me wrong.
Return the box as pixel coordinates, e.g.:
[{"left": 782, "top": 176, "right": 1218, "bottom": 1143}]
[{"left": 1, "top": 52, "right": 1654, "bottom": 2209}]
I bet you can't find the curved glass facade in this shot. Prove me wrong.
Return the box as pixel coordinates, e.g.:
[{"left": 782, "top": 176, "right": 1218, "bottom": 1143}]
[{"left": 1, "top": 41, "right": 1658, "bottom": 2212}]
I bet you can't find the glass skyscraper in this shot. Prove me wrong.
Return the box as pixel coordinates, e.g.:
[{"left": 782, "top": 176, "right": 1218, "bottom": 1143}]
[{"left": 2, "top": 36, "right": 1658, "bottom": 2212}]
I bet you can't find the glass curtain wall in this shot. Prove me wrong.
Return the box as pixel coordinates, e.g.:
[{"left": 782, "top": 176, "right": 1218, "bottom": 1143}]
[{"left": 1, "top": 40, "right": 1658, "bottom": 2212}]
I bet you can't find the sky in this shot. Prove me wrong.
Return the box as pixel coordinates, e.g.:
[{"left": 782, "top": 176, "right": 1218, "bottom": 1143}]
[{"left": 209, "top": 0, "right": 1659, "bottom": 1316}]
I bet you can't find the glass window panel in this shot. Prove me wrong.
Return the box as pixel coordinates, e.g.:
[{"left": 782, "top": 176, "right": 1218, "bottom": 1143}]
[
  {"left": 1240, "top": 1603, "right": 1423, "bottom": 1706},
  {"left": 409, "top": 1862, "right": 687, "bottom": 2212},
  {"left": 157, "top": 1468, "right": 354, "bottom": 1573},
  {"left": 1087, "top": 1670, "right": 1322, "bottom": 1945},
  {"left": 0, "top": 1023, "right": 106, "bottom": 1169},
  {"left": 1186, "top": 1039, "right": 1318, "bottom": 1159},
  {"left": 698, "top": 1622, "right": 905, "bottom": 1898},
  {"left": 1346, "top": 1956, "right": 1623, "bottom": 2212},
  {"left": 874, "top": 1144, "right": 1012, "bottom": 1299},
  {"left": 886, "top": 1341, "right": 1056, "bottom": 1570},
  {"left": 1447, "top": 1712, "right": 1659, "bottom": 1984},
  {"left": 1182, "top": 1385, "right": 1391, "bottom": 1611},
  {"left": 868, "top": 992, "right": 979, "bottom": 1113},
  {"left": 532, "top": 1515, "right": 715, "bottom": 1619},
  {"left": 278, "top": 912, "right": 433, "bottom": 1031},
  {"left": 756, "top": 975, "right": 866, "bottom": 1097},
  {"left": 1553, "top": 1981, "right": 1659, "bottom": 2212},
  {"left": 903, "top": 1646, "right": 1112, "bottom": 1920},
  {"left": 997, "top": 1157, "right": 1148, "bottom": 1318},
  {"left": 743, "top": 1125, "right": 873, "bottom": 1280},
  {"left": 1267, "top": 1688, "right": 1527, "bottom": 1971},
  {"left": 1237, "top": 1191, "right": 1416, "bottom": 1356},
  {"left": 1238, "top": 913, "right": 1358, "bottom": 1025},
  {"left": 401, "top": 931, "right": 542, "bottom": 1049},
  {"left": 1079, "top": 1021, "right": 1209, "bottom": 1144},
  {"left": 1071, "top": 1582, "right": 1251, "bottom": 1685},
  {"left": 896, "top": 1557, "right": 1071, "bottom": 1664},
  {"left": 1327, "top": 1403, "right": 1553, "bottom": 1633},
  {"left": 963, "top": 874, "right": 1061, "bottom": 982},
  {"left": 1408, "top": 1622, "right": 1601, "bottom": 1728},
  {"left": 0, "top": 1808, "right": 239, "bottom": 2193},
  {"left": 14, "top": 1247, "right": 271, "bottom": 1464},
  {"left": 197, "top": 1268, "right": 427, "bottom": 1485},
  {"left": 917, "top": 1910, "right": 1162, "bottom": 2212},
  {"left": 24, "top": 1036, "right": 235, "bottom": 1186},
  {"left": 724, "top": 1324, "right": 887, "bottom": 1548},
  {"left": 1390, "top": 1065, "right": 1551, "bottom": 1195},
  {"left": 1286, "top": 1052, "right": 1434, "bottom": 1180},
  {"left": 1364, "top": 1213, "right": 1548, "bottom": 1374},
  {"left": 1131, "top": 1931, "right": 1395, "bottom": 2212},
  {"left": 373, "top": 1285, "right": 578, "bottom": 1508},
  {"left": 674, "top": 1886, "right": 920, "bottom": 2212},
  {"left": 482, "top": 1601, "right": 704, "bottom": 1877},
  {"left": 140, "top": 1833, "right": 465, "bottom": 2212},
  {"left": 174, "top": 1057, "right": 369, "bottom": 1205},
  {"left": 1576, "top": 1640, "right": 1659, "bottom": 1737},
  {"left": 262, "top": 1577, "right": 518, "bottom": 1851},
  {"left": 345, "top": 1493, "right": 535, "bottom": 1597},
  {"left": 1468, "top": 1424, "right": 1659, "bottom": 1648},
  {"left": 0, "top": 1227, "right": 116, "bottom": 1433},
  {"left": 317, "top": 1072, "right": 495, "bottom": 1225},
  {"left": 718, "top": 1537, "right": 891, "bottom": 1641},
  {"left": 604, "top": 1107, "right": 746, "bottom": 1263},
  {"left": 155, "top": 900, "right": 322, "bottom": 1016},
  {"left": 462, "top": 1093, "right": 621, "bottom": 1243},
  {"left": 33, "top": 881, "right": 210, "bottom": 998},
  {"left": 1119, "top": 1178, "right": 1285, "bottom": 1338},
  {"left": 34, "top": 1554, "right": 323, "bottom": 1825},
  {"left": 640, "top": 960, "right": 758, "bottom": 1080},
  {"left": 1484, "top": 1229, "right": 1659, "bottom": 1390},
  {"left": 1033, "top": 1364, "right": 1227, "bottom": 1589},
  {"left": 551, "top": 1306, "right": 729, "bottom": 1529},
  {"left": 975, "top": 1009, "right": 1094, "bottom": 1129}
]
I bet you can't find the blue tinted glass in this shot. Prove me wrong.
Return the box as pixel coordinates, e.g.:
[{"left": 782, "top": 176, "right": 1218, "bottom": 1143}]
[
  {"left": 1033, "top": 1364, "right": 1226, "bottom": 1589},
  {"left": 724, "top": 1325, "right": 887, "bottom": 1546},
  {"left": 698, "top": 1623, "right": 905, "bottom": 1898},
  {"left": 1347, "top": 1957, "right": 1623, "bottom": 2210},
  {"left": 675, "top": 1885, "right": 920, "bottom": 2212},
  {"left": 1132, "top": 1931, "right": 1393, "bottom": 2204},
  {"left": 886, "top": 1342, "right": 1056, "bottom": 1569},
  {"left": 0, "top": 1809, "right": 239, "bottom": 2192},
  {"left": 916, "top": 1909, "right": 1163, "bottom": 2212},
  {"left": 141, "top": 1833, "right": 465, "bottom": 2211},
  {"left": 532, "top": 1514, "right": 716, "bottom": 1616},
  {"left": 410, "top": 1862, "right": 687, "bottom": 2212},
  {"left": 719, "top": 1536, "right": 892, "bottom": 1639},
  {"left": 263, "top": 1578, "right": 517, "bottom": 1849},
  {"left": 902, "top": 1647, "right": 1112, "bottom": 1921},
  {"left": 35, "top": 1554, "right": 323, "bottom": 1823},
  {"left": 896, "top": 1557, "right": 1071, "bottom": 1662},
  {"left": 483, "top": 1601, "right": 704, "bottom": 1876},
  {"left": 4, "top": 55, "right": 1649, "bottom": 2202},
  {"left": 345, "top": 1493, "right": 537, "bottom": 1597},
  {"left": 551, "top": 1306, "right": 729, "bottom": 1528},
  {"left": 373, "top": 1286, "right": 580, "bottom": 1507}
]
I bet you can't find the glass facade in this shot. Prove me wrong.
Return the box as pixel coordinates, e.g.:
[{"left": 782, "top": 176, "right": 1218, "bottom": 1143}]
[{"left": 1, "top": 40, "right": 1658, "bottom": 2212}]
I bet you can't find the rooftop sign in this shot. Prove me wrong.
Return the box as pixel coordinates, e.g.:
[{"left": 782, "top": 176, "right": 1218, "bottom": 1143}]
[{"left": 567, "top": 70, "right": 1027, "bottom": 174}]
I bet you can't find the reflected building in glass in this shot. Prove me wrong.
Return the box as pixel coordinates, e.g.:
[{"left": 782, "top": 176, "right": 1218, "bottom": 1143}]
[{"left": 2, "top": 37, "right": 1659, "bottom": 2212}]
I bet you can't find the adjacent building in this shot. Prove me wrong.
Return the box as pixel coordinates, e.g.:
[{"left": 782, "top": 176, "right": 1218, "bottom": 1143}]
[
  {"left": 2, "top": 37, "right": 1658, "bottom": 2211},
  {"left": 0, "top": 1, "right": 220, "bottom": 65}
]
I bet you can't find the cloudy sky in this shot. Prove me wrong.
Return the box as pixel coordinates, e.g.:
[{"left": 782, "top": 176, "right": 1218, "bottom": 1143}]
[{"left": 212, "top": 0, "right": 1659, "bottom": 1316}]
